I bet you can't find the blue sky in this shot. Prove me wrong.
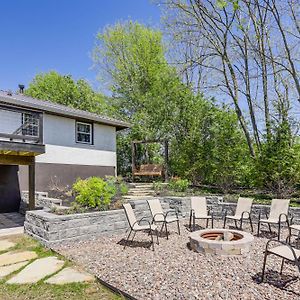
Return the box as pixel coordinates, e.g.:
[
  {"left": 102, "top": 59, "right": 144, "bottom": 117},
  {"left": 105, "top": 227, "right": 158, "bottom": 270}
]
[{"left": 0, "top": 0, "right": 161, "bottom": 92}]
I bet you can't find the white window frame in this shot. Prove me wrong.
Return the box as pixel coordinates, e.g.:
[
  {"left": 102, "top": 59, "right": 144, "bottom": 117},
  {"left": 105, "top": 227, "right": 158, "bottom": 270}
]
[{"left": 76, "top": 121, "right": 93, "bottom": 145}]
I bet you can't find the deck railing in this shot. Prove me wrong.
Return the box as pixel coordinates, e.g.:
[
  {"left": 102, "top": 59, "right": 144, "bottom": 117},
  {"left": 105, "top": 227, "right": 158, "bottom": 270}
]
[{"left": 0, "top": 104, "right": 43, "bottom": 144}]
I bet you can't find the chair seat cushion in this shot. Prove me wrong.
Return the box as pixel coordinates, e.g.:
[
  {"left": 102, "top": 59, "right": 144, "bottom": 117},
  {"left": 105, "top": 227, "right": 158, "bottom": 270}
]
[
  {"left": 268, "top": 245, "right": 300, "bottom": 261},
  {"left": 133, "top": 224, "right": 157, "bottom": 231},
  {"left": 290, "top": 224, "right": 300, "bottom": 231}
]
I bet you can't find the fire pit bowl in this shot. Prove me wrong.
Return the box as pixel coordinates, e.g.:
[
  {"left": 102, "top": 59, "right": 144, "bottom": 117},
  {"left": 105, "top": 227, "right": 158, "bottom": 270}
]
[{"left": 189, "top": 229, "right": 254, "bottom": 256}]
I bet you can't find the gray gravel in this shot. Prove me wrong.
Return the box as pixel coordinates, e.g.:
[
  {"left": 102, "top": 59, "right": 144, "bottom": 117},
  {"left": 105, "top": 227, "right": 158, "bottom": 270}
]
[{"left": 54, "top": 221, "right": 300, "bottom": 300}]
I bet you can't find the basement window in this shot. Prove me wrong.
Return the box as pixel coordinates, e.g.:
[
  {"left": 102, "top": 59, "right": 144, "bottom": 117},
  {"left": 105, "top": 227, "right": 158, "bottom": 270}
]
[{"left": 76, "top": 121, "right": 93, "bottom": 144}]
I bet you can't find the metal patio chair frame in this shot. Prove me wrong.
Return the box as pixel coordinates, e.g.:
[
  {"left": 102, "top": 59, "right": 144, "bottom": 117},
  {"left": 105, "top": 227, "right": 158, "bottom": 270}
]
[
  {"left": 123, "top": 203, "right": 159, "bottom": 251},
  {"left": 189, "top": 196, "right": 214, "bottom": 232},
  {"left": 147, "top": 199, "right": 180, "bottom": 240},
  {"left": 261, "top": 237, "right": 300, "bottom": 282},
  {"left": 257, "top": 199, "right": 290, "bottom": 241},
  {"left": 223, "top": 197, "right": 254, "bottom": 232}
]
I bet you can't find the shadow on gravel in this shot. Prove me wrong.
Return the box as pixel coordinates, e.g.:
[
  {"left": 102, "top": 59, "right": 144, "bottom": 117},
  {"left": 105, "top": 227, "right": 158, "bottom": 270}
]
[
  {"left": 117, "top": 238, "right": 153, "bottom": 249},
  {"left": 255, "top": 231, "right": 278, "bottom": 239},
  {"left": 183, "top": 223, "right": 206, "bottom": 232},
  {"left": 253, "top": 270, "right": 300, "bottom": 297}
]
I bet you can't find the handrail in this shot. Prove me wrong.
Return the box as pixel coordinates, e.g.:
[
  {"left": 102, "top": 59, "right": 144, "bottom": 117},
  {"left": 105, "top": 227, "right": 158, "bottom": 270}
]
[{"left": 0, "top": 132, "right": 39, "bottom": 142}]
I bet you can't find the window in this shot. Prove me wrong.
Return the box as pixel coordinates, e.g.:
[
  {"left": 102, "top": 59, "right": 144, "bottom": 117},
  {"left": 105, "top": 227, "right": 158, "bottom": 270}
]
[
  {"left": 76, "top": 121, "right": 93, "bottom": 144},
  {"left": 22, "top": 113, "right": 39, "bottom": 136}
]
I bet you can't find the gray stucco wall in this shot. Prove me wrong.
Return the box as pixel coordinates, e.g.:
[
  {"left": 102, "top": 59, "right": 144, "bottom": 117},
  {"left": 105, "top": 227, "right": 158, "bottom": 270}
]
[{"left": 43, "top": 114, "right": 116, "bottom": 152}]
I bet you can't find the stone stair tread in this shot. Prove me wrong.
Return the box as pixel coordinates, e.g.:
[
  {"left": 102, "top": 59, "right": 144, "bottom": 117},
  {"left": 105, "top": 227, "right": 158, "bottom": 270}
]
[
  {"left": 7, "top": 256, "right": 64, "bottom": 284},
  {"left": 0, "top": 251, "right": 37, "bottom": 267},
  {"left": 45, "top": 267, "right": 94, "bottom": 284},
  {"left": 0, "top": 240, "right": 15, "bottom": 252},
  {"left": 0, "top": 261, "right": 28, "bottom": 278}
]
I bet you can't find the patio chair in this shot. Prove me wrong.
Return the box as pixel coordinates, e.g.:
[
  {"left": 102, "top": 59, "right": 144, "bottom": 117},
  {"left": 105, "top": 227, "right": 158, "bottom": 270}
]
[
  {"left": 147, "top": 199, "right": 180, "bottom": 240},
  {"left": 261, "top": 238, "right": 300, "bottom": 282},
  {"left": 223, "top": 197, "right": 254, "bottom": 232},
  {"left": 123, "top": 203, "right": 159, "bottom": 250},
  {"left": 189, "top": 197, "right": 214, "bottom": 232},
  {"left": 257, "top": 199, "right": 290, "bottom": 240},
  {"left": 288, "top": 216, "right": 300, "bottom": 246}
]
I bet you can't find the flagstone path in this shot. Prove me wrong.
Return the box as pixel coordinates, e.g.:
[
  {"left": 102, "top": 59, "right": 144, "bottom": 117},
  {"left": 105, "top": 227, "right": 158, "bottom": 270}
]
[{"left": 0, "top": 238, "right": 94, "bottom": 285}]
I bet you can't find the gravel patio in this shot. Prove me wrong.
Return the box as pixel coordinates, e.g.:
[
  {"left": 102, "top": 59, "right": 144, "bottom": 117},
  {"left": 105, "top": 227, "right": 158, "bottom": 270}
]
[{"left": 54, "top": 221, "right": 300, "bottom": 300}]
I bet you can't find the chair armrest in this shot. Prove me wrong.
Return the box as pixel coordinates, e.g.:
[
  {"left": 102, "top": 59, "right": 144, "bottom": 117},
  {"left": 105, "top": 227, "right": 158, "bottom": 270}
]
[
  {"left": 265, "top": 239, "right": 299, "bottom": 261},
  {"left": 241, "top": 211, "right": 250, "bottom": 219},
  {"left": 279, "top": 213, "right": 288, "bottom": 223},
  {"left": 165, "top": 210, "right": 179, "bottom": 219},
  {"left": 152, "top": 212, "right": 166, "bottom": 222},
  {"left": 130, "top": 217, "right": 151, "bottom": 229}
]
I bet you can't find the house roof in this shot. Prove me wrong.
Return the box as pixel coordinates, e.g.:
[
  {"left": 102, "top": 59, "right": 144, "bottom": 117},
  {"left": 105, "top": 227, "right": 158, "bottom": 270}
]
[{"left": 0, "top": 90, "right": 130, "bottom": 131}]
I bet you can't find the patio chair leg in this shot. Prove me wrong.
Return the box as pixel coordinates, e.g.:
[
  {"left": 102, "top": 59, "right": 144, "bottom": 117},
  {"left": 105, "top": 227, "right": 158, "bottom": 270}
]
[
  {"left": 280, "top": 258, "right": 285, "bottom": 275},
  {"left": 261, "top": 251, "right": 268, "bottom": 282},
  {"left": 278, "top": 223, "right": 281, "bottom": 241},
  {"left": 212, "top": 217, "right": 214, "bottom": 229},
  {"left": 257, "top": 221, "right": 261, "bottom": 237},
  {"left": 124, "top": 229, "right": 132, "bottom": 250},
  {"left": 249, "top": 217, "right": 253, "bottom": 233},
  {"left": 156, "top": 229, "right": 159, "bottom": 245},
  {"left": 165, "top": 222, "right": 169, "bottom": 240},
  {"left": 234, "top": 219, "right": 238, "bottom": 229},
  {"left": 177, "top": 220, "right": 181, "bottom": 235},
  {"left": 268, "top": 223, "right": 272, "bottom": 234},
  {"left": 193, "top": 215, "right": 195, "bottom": 232},
  {"left": 150, "top": 228, "right": 154, "bottom": 251},
  {"left": 131, "top": 231, "right": 136, "bottom": 242},
  {"left": 189, "top": 212, "right": 192, "bottom": 230},
  {"left": 223, "top": 217, "right": 227, "bottom": 229},
  {"left": 206, "top": 218, "right": 209, "bottom": 228},
  {"left": 240, "top": 219, "right": 243, "bottom": 230}
]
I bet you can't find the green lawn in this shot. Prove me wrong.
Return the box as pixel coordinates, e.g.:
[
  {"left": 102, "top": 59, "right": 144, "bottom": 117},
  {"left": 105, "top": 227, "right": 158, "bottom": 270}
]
[{"left": 0, "top": 235, "right": 122, "bottom": 300}]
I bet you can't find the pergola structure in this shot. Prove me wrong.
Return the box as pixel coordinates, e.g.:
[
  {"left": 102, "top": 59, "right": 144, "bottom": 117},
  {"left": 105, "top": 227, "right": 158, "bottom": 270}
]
[{"left": 131, "top": 139, "right": 169, "bottom": 182}]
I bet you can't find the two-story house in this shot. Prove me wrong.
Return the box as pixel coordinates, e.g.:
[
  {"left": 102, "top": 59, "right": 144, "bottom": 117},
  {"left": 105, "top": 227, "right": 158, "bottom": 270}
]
[{"left": 0, "top": 90, "right": 129, "bottom": 213}]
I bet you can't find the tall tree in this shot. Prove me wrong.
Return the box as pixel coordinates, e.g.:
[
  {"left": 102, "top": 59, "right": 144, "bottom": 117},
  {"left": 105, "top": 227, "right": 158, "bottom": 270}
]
[{"left": 25, "top": 71, "right": 114, "bottom": 116}]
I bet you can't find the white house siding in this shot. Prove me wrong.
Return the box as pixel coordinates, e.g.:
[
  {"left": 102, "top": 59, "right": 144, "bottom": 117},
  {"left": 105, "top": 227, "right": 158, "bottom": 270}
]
[
  {"left": 43, "top": 114, "right": 116, "bottom": 152},
  {"left": 19, "top": 113, "right": 117, "bottom": 192}
]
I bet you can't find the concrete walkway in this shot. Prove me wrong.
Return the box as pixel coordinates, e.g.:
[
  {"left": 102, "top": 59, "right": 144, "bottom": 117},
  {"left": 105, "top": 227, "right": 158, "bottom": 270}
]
[
  {"left": 0, "top": 213, "right": 24, "bottom": 237},
  {"left": 0, "top": 237, "right": 94, "bottom": 285}
]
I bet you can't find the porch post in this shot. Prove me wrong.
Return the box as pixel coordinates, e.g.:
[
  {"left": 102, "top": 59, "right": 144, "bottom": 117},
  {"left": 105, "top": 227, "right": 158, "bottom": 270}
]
[{"left": 28, "top": 158, "right": 35, "bottom": 210}]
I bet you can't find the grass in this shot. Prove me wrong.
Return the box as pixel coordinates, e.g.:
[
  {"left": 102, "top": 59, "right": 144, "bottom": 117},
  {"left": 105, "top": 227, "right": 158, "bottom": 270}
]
[{"left": 0, "top": 235, "right": 122, "bottom": 300}]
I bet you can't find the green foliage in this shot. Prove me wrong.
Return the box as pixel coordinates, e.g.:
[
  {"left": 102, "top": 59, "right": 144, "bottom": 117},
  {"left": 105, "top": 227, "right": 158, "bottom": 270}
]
[
  {"left": 255, "top": 121, "right": 300, "bottom": 198},
  {"left": 153, "top": 181, "right": 165, "bottom": 193},
  {"left": 72, "top": 177, "right": 115, "bottom": 210},
  {"left": 169, "top": 178, "right": 191, "bottom": 192},
  {"left": 25, "top": 71, "right": 115, "bottom": 117}
]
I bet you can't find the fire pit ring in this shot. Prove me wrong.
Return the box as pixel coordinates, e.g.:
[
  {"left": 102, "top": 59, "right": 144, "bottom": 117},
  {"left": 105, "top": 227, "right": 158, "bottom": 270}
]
[{"left": 190, "top": 229, "right": 254, "bottom": 256}]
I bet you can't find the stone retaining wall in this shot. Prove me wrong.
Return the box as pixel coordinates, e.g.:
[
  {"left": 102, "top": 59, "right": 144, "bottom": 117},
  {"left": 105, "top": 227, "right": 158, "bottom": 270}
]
[{"left": 25, "top": 197, "right": 300, "bottom": 247}]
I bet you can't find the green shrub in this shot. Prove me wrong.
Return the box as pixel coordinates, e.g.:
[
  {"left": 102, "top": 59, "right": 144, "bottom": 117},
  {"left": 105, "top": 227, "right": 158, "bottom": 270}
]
[
  {"left": 169, "top": 178, "right": 191, "bottom": 192},
  {"left": 73, "top": 177, "right": 115, "bottom": 210},
  {"left": 153, "top": 181, "right": 164, "bottom": 192}
]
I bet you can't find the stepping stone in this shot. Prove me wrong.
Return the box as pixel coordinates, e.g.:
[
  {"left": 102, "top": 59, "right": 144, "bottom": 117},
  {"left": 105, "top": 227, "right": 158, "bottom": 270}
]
[
  {"left": 7, "top": 256, "right": 64, "bottom": 284},
  {"left": 0, "top": 261, "right": 28, "bottom": 278},
  {"left": 45, "top": 267, "right": 94, "bottom": 284},
  {"left": 0, "top": 251, "right": 37, "bottom": 267},
  {"left": 0, "top": 240, "right": 15, "bottom": 251}
]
